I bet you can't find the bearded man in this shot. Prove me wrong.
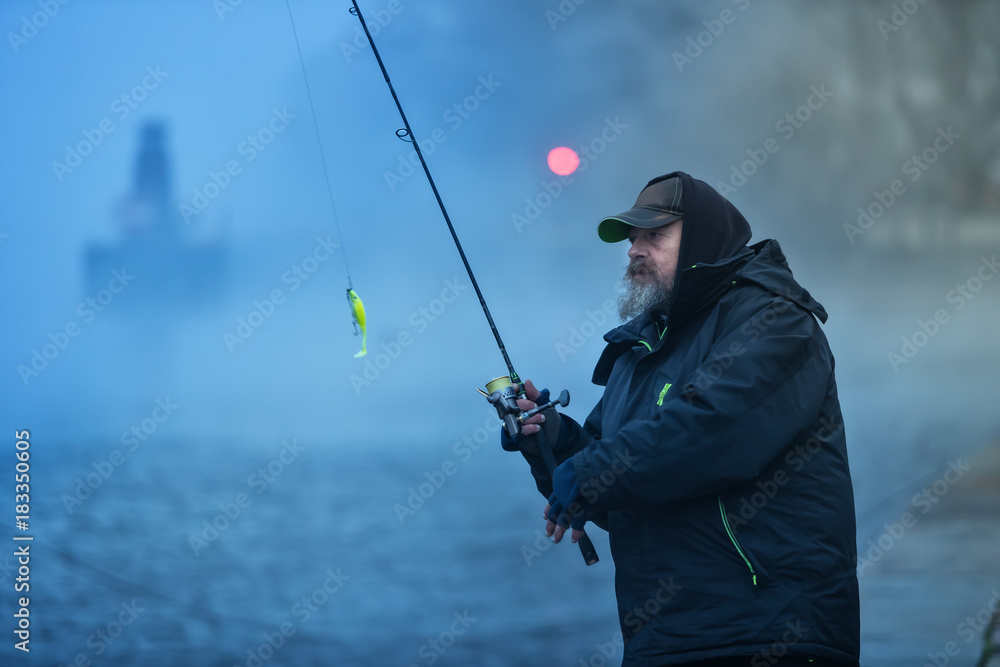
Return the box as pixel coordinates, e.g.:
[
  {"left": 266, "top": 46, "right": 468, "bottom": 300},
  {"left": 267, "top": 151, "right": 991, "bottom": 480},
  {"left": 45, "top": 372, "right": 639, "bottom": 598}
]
[{"left": 505, "top": 172, "right": 860, "bottom": 666}]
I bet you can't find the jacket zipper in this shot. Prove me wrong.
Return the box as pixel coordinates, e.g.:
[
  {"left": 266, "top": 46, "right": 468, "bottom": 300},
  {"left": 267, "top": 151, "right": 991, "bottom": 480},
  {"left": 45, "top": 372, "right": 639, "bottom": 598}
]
[{"left": 718, "top": 496, "right": 759, "bottom": 592}]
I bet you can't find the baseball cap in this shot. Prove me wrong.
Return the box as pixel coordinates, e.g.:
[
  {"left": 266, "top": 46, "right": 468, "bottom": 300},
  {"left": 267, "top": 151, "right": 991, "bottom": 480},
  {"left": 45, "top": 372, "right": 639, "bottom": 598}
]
[{"left": 597, "top": 174, "right": 683, "bottom": 243}]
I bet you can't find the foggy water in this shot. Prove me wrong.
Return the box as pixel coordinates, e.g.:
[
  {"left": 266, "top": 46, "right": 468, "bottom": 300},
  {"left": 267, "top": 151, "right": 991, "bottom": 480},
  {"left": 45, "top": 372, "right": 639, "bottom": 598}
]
[{"left": 8, "top": 434, "right": 623, "bottom": 667}]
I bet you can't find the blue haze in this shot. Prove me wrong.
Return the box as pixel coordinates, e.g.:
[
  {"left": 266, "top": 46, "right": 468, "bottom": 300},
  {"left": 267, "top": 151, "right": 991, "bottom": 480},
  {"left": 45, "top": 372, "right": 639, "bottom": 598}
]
[{"left": 1, "top": 1, "right": 999, "bottom": 665}]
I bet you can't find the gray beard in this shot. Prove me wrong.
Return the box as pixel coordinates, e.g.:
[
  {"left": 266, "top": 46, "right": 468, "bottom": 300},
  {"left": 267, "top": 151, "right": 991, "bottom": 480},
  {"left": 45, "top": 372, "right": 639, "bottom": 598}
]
[{"left": 617, "top": 270, "right": 674, "bottom": 322}]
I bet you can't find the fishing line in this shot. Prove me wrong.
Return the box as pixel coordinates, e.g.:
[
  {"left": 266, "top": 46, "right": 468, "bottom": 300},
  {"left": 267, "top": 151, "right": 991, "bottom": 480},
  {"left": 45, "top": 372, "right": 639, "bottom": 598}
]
[
  {"left": 285, "top": 0, "right": 367, "bottom": 357},
  {"left": 284, "top": 0, "right": 353, "bottom": 286},
  {"left": 348, "top": 0, "right": 520, "bottom": 385}
]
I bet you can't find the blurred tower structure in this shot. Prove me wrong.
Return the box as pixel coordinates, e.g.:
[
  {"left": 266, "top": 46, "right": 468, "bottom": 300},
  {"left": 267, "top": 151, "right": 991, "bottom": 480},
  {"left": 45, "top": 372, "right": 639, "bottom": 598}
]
[{"left": 85, "top": 121, "right": 227, "bottom": 309}]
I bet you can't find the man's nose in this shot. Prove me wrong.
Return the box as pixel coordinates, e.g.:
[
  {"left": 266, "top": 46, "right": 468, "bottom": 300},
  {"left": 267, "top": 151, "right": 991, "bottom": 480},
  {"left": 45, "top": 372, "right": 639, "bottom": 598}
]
[{"left": 628, "top": 239, "right": 646, "bottom": 260}]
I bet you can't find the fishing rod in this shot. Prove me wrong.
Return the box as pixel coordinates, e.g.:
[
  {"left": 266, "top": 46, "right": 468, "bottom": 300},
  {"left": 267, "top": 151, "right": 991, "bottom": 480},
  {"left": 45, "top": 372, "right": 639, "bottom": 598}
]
[
  {"left": 347, "top": 2, "right": 517, "bottom": 386},
  {"left": 349, "top": 1, "right": 598, "bottom": 566}
]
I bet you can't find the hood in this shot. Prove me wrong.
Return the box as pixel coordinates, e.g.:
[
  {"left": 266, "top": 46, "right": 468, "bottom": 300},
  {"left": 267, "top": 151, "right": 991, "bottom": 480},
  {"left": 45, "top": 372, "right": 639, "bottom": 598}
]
[
  {"left": 737, "top": 239, "right": 828, "bottom": 323},
  {"left": 663, "top": 171, "right": 825, "bottom": 323},
  {"left": 651, "top": 171, "right": 754, "bottom": 323},
  {"left": 672, "top": 171, "right": 753, "bottom": 273}
]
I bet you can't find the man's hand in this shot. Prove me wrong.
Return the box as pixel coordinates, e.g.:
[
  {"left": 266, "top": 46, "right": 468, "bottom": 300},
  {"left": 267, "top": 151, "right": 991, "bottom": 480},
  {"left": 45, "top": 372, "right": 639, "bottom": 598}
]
[
  {"left": 513, "top": 379, "right": 547, "bottom": 436},
  {"left": 544, "top": 502, "right": 588, "bottom": 545},
  {"left": 543, "top": 459, "right": 592, "bottom": 544},
  {"left": 500, "top": 379, "right": 563, "bottom": 456}
]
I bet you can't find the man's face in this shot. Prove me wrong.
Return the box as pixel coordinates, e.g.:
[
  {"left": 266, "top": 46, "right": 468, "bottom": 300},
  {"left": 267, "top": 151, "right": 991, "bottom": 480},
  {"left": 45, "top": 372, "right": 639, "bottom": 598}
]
[
  {"left": 617, "top": 221, "right": 683, "bottom": 320},
  {"left": 626, "top": 221, "right": 683, "bottom": 284}
]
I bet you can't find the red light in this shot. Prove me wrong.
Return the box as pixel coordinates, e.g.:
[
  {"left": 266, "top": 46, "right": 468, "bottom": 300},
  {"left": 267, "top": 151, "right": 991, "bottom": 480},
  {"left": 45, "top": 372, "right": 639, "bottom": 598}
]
[{"left": 547, "top": 147, "right": 579, "bottom": 176}]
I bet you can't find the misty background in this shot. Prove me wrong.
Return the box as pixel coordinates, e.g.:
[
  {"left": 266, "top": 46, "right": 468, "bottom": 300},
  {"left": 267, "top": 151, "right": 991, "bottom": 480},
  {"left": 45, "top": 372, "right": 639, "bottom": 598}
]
[{"left": 1, "top": 0, "right": 998, "bottom": 665}]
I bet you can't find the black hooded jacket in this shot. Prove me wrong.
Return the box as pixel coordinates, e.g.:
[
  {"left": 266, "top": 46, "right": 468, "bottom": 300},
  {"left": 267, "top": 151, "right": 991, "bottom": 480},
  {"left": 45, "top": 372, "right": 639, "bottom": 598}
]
[{"left": 537, "top": 172, "right": 860, "bottom": 665}]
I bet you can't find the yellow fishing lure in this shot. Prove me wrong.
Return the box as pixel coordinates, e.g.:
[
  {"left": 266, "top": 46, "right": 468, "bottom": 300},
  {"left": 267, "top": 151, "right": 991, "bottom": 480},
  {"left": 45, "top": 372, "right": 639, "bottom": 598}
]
[{"left": 347, "top": 288, "right": 367, "bottom": 357}]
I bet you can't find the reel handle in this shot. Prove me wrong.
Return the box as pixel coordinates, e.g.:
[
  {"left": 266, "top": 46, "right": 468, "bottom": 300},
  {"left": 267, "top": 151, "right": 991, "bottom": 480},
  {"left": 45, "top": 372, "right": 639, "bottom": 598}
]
[{"left": 518, "top": 389, "right": 569, "bottom": 423}]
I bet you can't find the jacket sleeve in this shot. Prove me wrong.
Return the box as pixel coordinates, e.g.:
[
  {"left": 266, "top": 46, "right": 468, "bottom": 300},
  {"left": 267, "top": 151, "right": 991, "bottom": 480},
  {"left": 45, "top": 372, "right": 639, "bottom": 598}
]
[
  {"left": 519, "top": 395, "right": 602, "bottom": 494},
  {"left": 561, "top": 394, "right": 604, "bottom": 452},
  {"left": 521, "top": 397, "right": 610, "bottom": 532},
  {"left": 571, "top": 301, "right": 831, "bottom": 510}
]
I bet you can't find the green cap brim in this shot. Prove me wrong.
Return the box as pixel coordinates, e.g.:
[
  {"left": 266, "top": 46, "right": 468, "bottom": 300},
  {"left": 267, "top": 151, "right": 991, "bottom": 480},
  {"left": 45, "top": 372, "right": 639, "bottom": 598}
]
[
  {"left": 598, "top": 217, "right": 634, "bottom": 243},
  {"left": 597, "top": 209, "right": 683, "bottom": 243}
]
